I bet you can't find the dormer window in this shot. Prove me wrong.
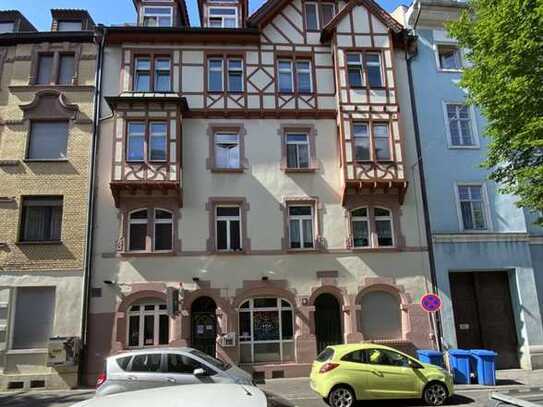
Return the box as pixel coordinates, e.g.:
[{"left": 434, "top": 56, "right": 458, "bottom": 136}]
[
  {"left": 0, "top": 21, "right": 14, "bottom": 33},
  {"left": 208, "top": 7, "right": 238, "bottom": 28},
  {"left": 57, "top": 21, "right": 82, "bottom": 31},
  {"left": 304, "top": 1, "right": 335, "bottom": 31},
  {"left": 143, "top": 6, "right": 173, "bottom": 27}
]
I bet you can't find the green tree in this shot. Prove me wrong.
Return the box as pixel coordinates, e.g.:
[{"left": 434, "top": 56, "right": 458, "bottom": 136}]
[{"left": 448, "top": 0, "right": 543, "bottom": 224}]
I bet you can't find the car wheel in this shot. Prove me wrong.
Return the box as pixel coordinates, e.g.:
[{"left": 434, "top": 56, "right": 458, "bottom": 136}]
[
  {"left": 328, "top": 386, "right": 355, "bottom": 407},
  {"left": 423, "top": 382, "right": 448, "bottom": 406}
]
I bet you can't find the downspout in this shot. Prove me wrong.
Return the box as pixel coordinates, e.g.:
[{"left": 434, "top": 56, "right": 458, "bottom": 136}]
[
  {"left": 404, "top": 5, "right": 444, "bottom": 351},
  {"left": 80, "top": 24, "right": 106, "bottom": 384}
]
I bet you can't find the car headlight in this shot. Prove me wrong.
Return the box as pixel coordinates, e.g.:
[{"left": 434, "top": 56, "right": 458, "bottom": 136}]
[{"left": 264, "top": 391, "right": 295, "bottom": 407}]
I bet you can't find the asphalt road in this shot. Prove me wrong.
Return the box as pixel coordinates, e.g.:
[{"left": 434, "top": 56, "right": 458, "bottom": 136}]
[{"left": 1, "top": 381, "right": 542, "bottom": 407}]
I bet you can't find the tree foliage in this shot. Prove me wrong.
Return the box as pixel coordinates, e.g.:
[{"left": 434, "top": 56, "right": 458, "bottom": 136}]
[{"left": 448, "top": 0, "right": 543, "bottom": 224}]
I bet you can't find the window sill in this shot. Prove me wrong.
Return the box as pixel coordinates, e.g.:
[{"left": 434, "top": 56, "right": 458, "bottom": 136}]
[
  {"left": 211, "top": 168, "right": 245, "bottom": 173},
  {"left": 287, "top": 248, "right": 318, "bottom": 253},
  {"left": 350, "top": 247, "right": 398, "bottom": 252},
  {"left": 213, "top": 250, "right": 246, "bottom": 255},
  {"left": 16, "top": 241, "right": 63, "bottom": 246},
  {"left": 284, "top": 168, "right": 317, "bottom": 173},
  {"left": 23, "top": 159, "right": 69, "bottom": 163},
  {"left": 6, "top": 348, "right": 48, "bottom": 355},
  {"left": 9, "top": 85, "right": 94, "bottom": 92},
  {"left": 119, "top": 251, "right": 176, "bottom": 257},
  {"left": 447, "top": 145, "right": 480, "bottom": 150},
  {"left": 438, "top": 68, "right": 463, "bottom": 73}
]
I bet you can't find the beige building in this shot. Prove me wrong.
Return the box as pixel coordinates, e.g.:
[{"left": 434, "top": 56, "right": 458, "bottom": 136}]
[
  {"left": 0, "top": 10, "right": 98, "bottom": 390},
  {"left": 85, "top": 0, "right": 437, "bottom": 383}
]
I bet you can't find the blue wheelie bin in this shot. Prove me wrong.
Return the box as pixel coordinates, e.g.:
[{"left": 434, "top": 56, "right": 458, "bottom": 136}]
[
  {"left": 416, "top": 349, "right": 445, "bottom": 368},
  {"left": 470, "top": 349, "right": 497, "bottom": 386},
  {"left": 448, "top": 349, "right": 472, "bottom": 384}
]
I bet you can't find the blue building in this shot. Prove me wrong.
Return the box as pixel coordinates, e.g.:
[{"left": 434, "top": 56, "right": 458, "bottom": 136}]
[{"left": 394, "top": 0, "right": 543, "bottom": 369}]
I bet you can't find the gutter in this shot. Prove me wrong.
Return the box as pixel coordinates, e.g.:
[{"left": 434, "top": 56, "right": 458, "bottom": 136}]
[
  {"left": 79, "top": 25, "right": 106, "bottom": 385},
  {"left": 404, "top": 2, "right": 444, "bottom": 351}
]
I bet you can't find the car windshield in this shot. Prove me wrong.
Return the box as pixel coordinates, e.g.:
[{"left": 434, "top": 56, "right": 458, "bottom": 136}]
[
  {"left": 189, "top": 349, "right": 231, "bottom": 371},
  {"left": 316, "top": 347, "right": 335, "bottom": 362}
]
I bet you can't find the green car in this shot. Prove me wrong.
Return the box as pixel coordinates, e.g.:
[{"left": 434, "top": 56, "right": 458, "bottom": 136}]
[{"left": 310, "top": 343, "right": 454, "bottom": 407}]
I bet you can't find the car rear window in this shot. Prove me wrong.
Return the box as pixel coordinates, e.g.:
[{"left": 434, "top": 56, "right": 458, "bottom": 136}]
[
  {"left": 316, "top": 347, "right": 334, "bottom": 362},
  {"left": 115, "top": 356, "right": 132, "bottom": 371},
  {"left": 130, "top": 354, "right": 162, "bottom": 372}
]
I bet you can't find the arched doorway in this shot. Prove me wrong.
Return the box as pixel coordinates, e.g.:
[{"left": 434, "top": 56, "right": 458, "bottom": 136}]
[
  {"left": 314, "top": 293, "right": 343, "bottom": 354},
  {"left": 191, "top": 296, "right": 217, "bottom": 356}
]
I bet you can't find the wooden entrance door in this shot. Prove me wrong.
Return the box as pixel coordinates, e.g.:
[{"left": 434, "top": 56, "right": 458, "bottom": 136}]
[
  {"left": 191, "top": 296, "right": 217, "bottom": 356},
  {"left": 314, "top": 293, "right": 343, "bottom": 354},
  {"left": 449, "top": 272, "right": 519, "bottom": 369}
]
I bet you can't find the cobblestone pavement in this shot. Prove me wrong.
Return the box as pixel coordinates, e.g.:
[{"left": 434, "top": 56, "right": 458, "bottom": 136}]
[{"left": 0, "top": 369, "right": 542, "bottom": 407}]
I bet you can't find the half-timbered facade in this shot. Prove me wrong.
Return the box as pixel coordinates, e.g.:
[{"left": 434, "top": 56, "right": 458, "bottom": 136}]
[{"left": 85, "top": 0, "right": 436, "bottom": 382}]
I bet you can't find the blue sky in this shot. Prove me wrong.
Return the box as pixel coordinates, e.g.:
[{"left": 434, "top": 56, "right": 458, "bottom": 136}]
[{"left": 1, "top": 0, "right": 407, "bottom": 30}]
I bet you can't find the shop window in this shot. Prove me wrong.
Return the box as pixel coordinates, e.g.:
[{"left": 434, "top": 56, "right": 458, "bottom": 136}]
[{"left": 239, "top": 298, "right": 294, "bottom": 363}]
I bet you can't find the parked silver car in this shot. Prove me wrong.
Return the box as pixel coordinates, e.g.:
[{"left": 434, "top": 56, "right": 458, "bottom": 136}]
[{"left": 96, "top": 347, "right": 253, "bottom": 396}]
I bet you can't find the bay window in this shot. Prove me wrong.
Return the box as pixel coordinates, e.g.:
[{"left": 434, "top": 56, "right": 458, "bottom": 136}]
[
  {"left": 352, "top": 122, "right": 391, "bottom": 162},
  {"left": 346, "top": 51, "right": 383, "bottom": 89},
  {"left": 127, "top": 121, "right": 168, "bottom": 162},
  {"left": 239, "top": 298, "right": 294, "bottom": 363}
]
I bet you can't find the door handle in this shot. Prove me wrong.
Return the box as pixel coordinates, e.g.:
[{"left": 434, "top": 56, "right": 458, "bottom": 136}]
[
  {"left": 127, "top": 376, "right": 137, "bottom": 381},
  {"left": 166, "top": 377, "right": 176, "bottom": 383}
]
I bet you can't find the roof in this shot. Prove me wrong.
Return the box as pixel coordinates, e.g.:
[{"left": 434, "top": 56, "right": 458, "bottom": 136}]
[
  {"left": 0, "top": 31, "right": 94, "bottom": 46},
  {"left": 51, "top": 9, "right": 96, "bottom": 27},
  {"left": 105, "top": 26, "right": 260, "bottom": 45},
  {"left": 131, "top": 0, "right": 190, "bottom": 27},
  {"left": 321, "top": 0, "right": 404, "bottom": 41},
  {"left": 0, "top": 10, "right": 37, "bottom": 32}
]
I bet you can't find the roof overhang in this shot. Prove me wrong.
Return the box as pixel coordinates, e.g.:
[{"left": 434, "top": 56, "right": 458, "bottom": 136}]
[
  {"left": 105, "top": 94, "right": 189, "bottom": 111},
  {"left": 0, "top": 31, "right": 94, "bottom": 46}
]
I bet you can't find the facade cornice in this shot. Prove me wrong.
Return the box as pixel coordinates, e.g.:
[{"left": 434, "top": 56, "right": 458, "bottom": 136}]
[
  {"left": 432, "top": 232, "right": 532, "bottom": 243},
  {"left": 0, "top": 31, "right": 94, "bottom": 45}
]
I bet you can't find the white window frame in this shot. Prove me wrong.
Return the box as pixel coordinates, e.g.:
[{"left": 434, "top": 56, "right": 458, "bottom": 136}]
[
  {"left": 278, "top": 59, "right": 294, "bottom": 93},
  {"left": 434, "top": 42, "right": 463, "bottom": 72},
  {"left": 373, "top": 123, "right": 392, "bottom": 161},
  {"left": 153, "top": 208, "right": 174, "bottom": 252},
  {"left": 285, "top": 132, "right": 310, "bottom": 169},
  {"left": 374, "top": 207, "right": 394, "bottom": 247},
  {"left": 207, "top": 6, "right": 238, "bottom": 28},
  {"left": 454, "top": 183, "right": 492, "bottom": 232},
  {"left": 304, "top": 2, "right": 319, "bottom": 30},
  {"left": 227, "top": 58, "right": 244, "bottom": 92},
  {"left": 295, "top": 60, "right": 313, "bottom": 94},
  {"left": 127, "top": 302, "right": 169, "bottom": 348},
  {"left": 347, "top": 52, "right": 364, "bottom": 87},
  {"left": 154, "top": 57, "right": 172, "bottom": 92},
  {"left": 351, "top": 207, "right": 370, "bottom": 248},
  {"left": 142, "top": 6, "right": 174, "bottom": 27},
  {"left": 215, "top": 205, "right": 242, "bottom": 252},
  {"left": 442, "top": 101, "right": 480, "bottom": 149},
  {"left": 207, "top": 58, "right": 224, "bottom": 92},
  {"left": 365, "top": 52, "right": 383, "bottom": 88},
  {"left": 287, "top": 204, "right": 315, "bottom": 250},
  {"left": 128, "top": 209, "right": 148, "bottom": 252},
  {"left": 149, "top": 121, "right": 168, "bottom": 162},
  {"left": 238, "top": 298, "right": 294, "bottom": 363}
]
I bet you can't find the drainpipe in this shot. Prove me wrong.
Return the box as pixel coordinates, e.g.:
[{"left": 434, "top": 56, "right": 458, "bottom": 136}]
[
  {"left": 79, "top": 24, "right": 106, "bottom": 385},
  {"left": 404, "top": 6, "right": 444, "bottom": 352}
]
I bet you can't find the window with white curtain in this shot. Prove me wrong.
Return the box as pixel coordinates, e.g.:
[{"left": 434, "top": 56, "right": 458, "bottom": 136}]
[
  {"left": 20, "top": 197, "right": 63, "bottom": 242},
  {"left": 351, "top": 207, "right": 369, "bottom": 248},
  {"left": 12, "top": 287, "right": 56, "bottom": 349},
  {"left": 374, "top": 207, "right": 393, "bottom": 247},
  {"left": 27, "top": 121, "right": 69, "bottom": 160},
  {"left": 286, "top": 133, "right": 310, "bottom": 169},
  {"left": 128, "top": 301, "right": 169, "bottom": 347},
  {"left": 288, "top": 205, "right": 314, "bottom": 249},
  {"left": 214, "top": 133, "right": 240, "bottom": 168},
  {"left": 239, "top": 298, "right": 294, "bottom": 363}
]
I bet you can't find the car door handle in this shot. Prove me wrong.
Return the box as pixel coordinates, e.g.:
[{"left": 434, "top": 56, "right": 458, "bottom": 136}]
[
  {"left": 127, "top": 376, "right": 137, "bottom": 381},
  {"left": 166, "top": 377, "right": 176, "bottom": 383}
]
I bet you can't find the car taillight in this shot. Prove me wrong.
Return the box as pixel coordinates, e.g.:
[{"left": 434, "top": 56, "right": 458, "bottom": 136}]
[
  {"left": 319, "top": 363, "right": 339, "bottom": 373},
  {"left": 96, "top": 372, "right": 107, "bottom": 388}
]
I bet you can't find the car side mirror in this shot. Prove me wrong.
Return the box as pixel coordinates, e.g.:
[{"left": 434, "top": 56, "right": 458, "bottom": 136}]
[{"left": 193, "top": 367, "right": 206, "bottom": 376}]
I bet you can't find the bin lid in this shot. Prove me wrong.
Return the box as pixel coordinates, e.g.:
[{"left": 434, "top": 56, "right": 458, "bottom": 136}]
[
  {"left": 448, "top": 349, "right": 471, "bottom": 356},
  {"left": 417, "top": 349, "right": 442, "bottom": 356},
  {"left": 470, "top": 349, "right": 497, "bottom": 356}
]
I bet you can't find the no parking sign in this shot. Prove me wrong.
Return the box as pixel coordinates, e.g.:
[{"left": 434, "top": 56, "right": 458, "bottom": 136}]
[{"left": 420, "top": 293, "right": 442, "bottom": 312}]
